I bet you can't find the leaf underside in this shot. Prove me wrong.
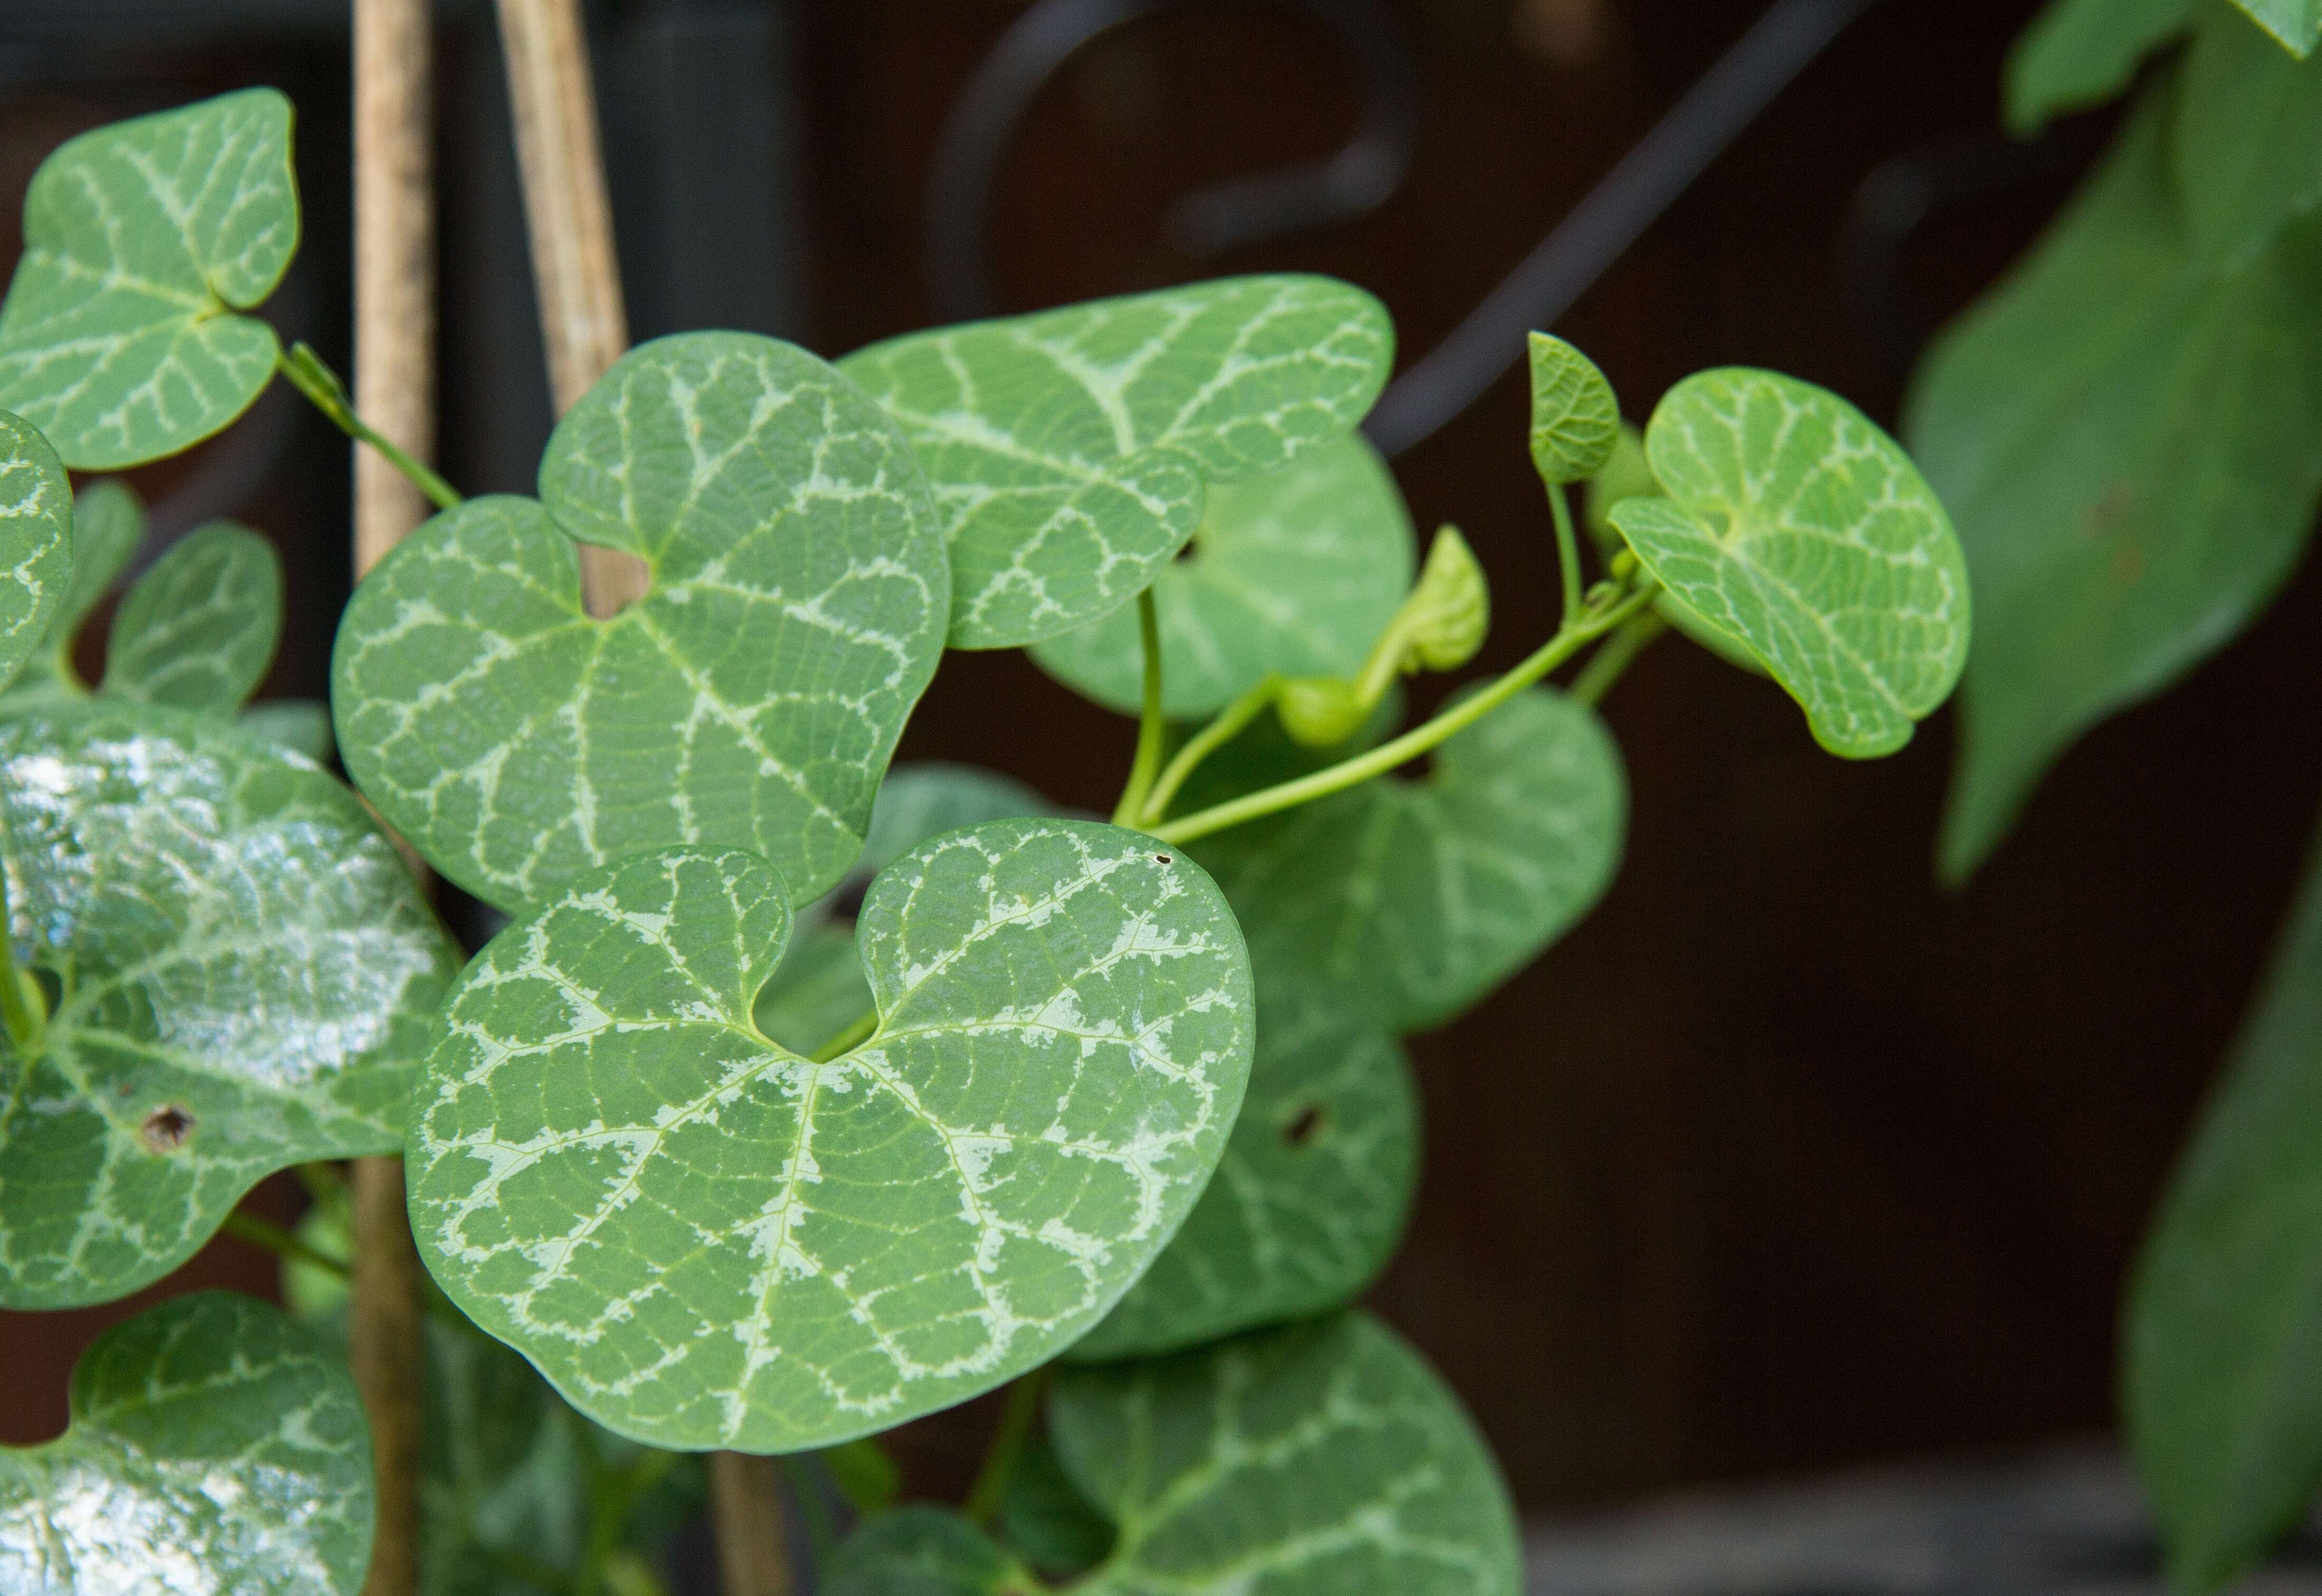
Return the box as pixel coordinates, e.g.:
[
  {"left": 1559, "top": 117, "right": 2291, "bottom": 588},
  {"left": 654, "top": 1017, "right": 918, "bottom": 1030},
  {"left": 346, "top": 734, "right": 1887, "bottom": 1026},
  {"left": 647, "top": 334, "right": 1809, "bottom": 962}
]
[
  {"left": 408, "top": 821, "right": 1253, "bottom": 1452},
  {"left": 840, "top": 275, "right": 1393, "bottom": 650},
  {"left": 1610, "top": 369, "right": 1970, "bottom": 760},
  {"left": 0, "top": 1292, "right": 374, "bottom": 1596},
  {"left": 0, "top": 89, "right": 299, "bottom": 469},
  {"left": 334, "top": 331, "right": 951, "bottom": 914},
  {"left": 1031, "top": 433, "right": 1415, "bottom": 718},
  {"left": 0, "top": 702, "right": 458, "bottom": 1308}
]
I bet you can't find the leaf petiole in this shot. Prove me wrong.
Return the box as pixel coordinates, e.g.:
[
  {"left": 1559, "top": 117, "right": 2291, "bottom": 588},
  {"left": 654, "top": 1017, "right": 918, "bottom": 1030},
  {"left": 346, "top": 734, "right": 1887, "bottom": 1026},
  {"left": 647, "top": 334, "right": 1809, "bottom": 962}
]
[
  {"left": 275, "top": 343, "right": 463, "bottom": 514},
  {"left": 962, "top": 1367, "right": 1049, "bottom": 1528},
  {"left": 1111, "top": 590, "right": 1169, "bottom": 826},
  {"left": 220, "top": 1210, "right": 351, "bottom": 1280},
  {"left": 1547, "top": 481, "right": 1584, "bottom": 625},
  {"left": 1147, "top": 579, "right": 1660, "bottom": 847},
  {"left": 1139, "top": 677, "right": 1281, "bottom": 827}
]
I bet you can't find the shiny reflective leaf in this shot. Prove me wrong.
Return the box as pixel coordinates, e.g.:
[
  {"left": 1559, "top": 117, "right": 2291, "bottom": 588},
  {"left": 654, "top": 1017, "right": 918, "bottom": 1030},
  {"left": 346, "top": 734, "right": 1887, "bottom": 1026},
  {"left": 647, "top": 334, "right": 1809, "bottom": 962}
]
[
  {"left": 1526, "top": 332, "right": 1619, "bottom": 485},
  {"left": 0, "top": 1291, "right": 373, "bottom": 1595},
  {"left": 1195, "top": 688, "right": 1623, "bottom": 1033},
  {"left": 0, "top": 702, "right": 459, "bottom": 1307},
  {"left": 103, "top": 521, "right": 280, "bottom": 715},
  {"left": 842, "top": 276, "right": 1392, "bottom": 649},
  {"left": 0, "top": 91, "right": 298, "bottom": 469},
  {"left": 2127, "top": 829, "right": 2322, "bottom": 1594},
  {"left": 1610, "top": 369, "right": 1970, "bottom": 759},
  {"left": 1072, "top": 995, "right": 1416, "bottom": 1360},
  {"left": 2004, "top": 0, "right": 2194, "bottom": 131},
  {"left": 408, "top": 822, "right": 1253, "bottom": 1451},
  {"left": 1030, "top": 433, "right": 1414, "bottom": 716},
  {"left": 1909, "top": 99, "right": 2322, "bottom": 879},
  {"left": 1049, "top": 1313, "right": 1522, "bottom": 1596},
  {"left": 334, "top": 332, "right": 950, "bottom": 913}
]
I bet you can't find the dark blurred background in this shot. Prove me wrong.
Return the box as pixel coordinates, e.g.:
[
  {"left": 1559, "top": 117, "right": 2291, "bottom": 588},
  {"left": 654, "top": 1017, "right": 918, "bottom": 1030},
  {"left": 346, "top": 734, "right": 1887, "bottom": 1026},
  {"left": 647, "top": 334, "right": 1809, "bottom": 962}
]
[{"left": 4, "top": 0, "right": 2317, "bottom": 1520}]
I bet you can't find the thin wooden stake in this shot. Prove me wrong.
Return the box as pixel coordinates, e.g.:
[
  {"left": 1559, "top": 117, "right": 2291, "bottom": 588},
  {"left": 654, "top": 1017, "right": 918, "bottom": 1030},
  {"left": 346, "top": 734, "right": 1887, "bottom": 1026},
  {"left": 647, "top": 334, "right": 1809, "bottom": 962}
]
[
  {"left": 349, "top": 6, "right": 437, "bottom": 1594},
  {"left": 495, "top": 0, "right": 649, "bottom": 614},
  {"left": 495, "top": 5, "right": 788, "bottom": 1590}
]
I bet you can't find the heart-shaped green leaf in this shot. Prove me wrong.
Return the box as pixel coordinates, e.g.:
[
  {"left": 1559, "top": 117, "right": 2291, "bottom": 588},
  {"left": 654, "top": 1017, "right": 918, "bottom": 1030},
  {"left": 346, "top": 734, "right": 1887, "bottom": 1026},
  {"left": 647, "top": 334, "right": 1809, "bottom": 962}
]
[
  {"left": 102, "top": 521, "right": 280, "bottom": 715},
  {"left": 1048, "top": 1312, "right": 1522, "bottom": 1596},
  {"left": 2004, "top": 0, "right": 2194, "bottom": 133},
  {"left": 1609, "top": 369, "right": 1971, "bottom": 759},
  {"left": 0, "top": 701, "right": 460, "bottom": 1307},
  {"left": 334, "top": 332, "right": 950, "bottom": 914},
  {"left": 0, "top": 90, "right": 299, "bottom": 469},
  {"left": 0, "top": 1291, "right": 373, "bottom": 1595},
  {"left": 2234, "top": 0, "right": 2322, "bottom": 55},
  {"left": 1195, "top": 688, "right": 1623, "bottom": 1032},
  {"left": 4, "top": 477, "right": 142, "bottom": 710},
  {"left": 1071, "top": 996, "right": 1415, "bottom": 1361},
  {"left": 840, "top": 276, "right": 1392, "bottom": 650},
  {"left": 1527, "top": 332, "right": 1619, "bottom": 485},
  {"left": 825, "top": 1508, "right": 1034, "bottom": 1596},
  {"left": 408, "top": 821, "right": 1253, "bottom": 1451},
  {"left": 0, "top": 411, "right": 74, "bottom": 692},
  {"left": 1030, "top": 433, "right": 1415, "bottom": 716}
]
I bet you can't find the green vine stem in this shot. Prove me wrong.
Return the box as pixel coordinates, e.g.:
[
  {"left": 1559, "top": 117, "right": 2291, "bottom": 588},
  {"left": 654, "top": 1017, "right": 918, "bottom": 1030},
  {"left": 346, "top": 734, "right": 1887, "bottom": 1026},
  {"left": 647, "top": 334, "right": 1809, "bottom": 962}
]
[
  {"left": 276, "top": 343, "right": 463, "bottom": 515},
  {"left": 1111, "top": 590, "right": 1168, "bottom": 827},
  {"left": 1569, "top": 609, "right": 1668, "bottom": 706},
  {"left": 962, "top": 1368, "right": 1049, "bottom": 1528},
  {"left": 1547, "top": 480, "right": 1584, "bottom": 625},
  {"left": 1139, "top": 676, "right": 1280, "bottom": 827},
  {"left": 220, "top": 1211, "right": 351, "bottom": 1280},
  {"left": 1147, "top": 579, "right": 1660, "bottom": 847}
]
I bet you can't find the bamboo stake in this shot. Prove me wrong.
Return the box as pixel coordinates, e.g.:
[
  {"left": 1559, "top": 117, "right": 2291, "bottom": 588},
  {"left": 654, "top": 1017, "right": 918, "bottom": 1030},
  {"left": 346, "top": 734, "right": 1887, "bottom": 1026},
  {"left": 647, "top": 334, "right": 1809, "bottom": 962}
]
[
  {"left": 710, "top": 1452, "right": 797, "bottom": 1596},
  {"left": 494, "top": 5, "right": 787, "bottom": 1590},
  {"left": 349, "top": 4, "right": 436, "bottom": 1594},
  {"left": 495, "top": 0, "right": 649, "bottom": 614}
]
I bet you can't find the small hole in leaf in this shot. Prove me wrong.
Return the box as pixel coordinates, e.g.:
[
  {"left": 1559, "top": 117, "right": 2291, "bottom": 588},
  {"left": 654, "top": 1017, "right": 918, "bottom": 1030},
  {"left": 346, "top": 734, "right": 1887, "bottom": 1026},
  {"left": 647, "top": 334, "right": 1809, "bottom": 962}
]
[
  {"left": 1283, "top": 1104, "right": 1325, "bottom": 1146},
  {"left": 140, "top": 1104, "right": 194, "bottom": 1154},
  {"left": 1153, "top": 854, "right": 1172, "bottom": 866},
  {"left": 29, "top": 966, "right": 60, "bottom": 1015}
]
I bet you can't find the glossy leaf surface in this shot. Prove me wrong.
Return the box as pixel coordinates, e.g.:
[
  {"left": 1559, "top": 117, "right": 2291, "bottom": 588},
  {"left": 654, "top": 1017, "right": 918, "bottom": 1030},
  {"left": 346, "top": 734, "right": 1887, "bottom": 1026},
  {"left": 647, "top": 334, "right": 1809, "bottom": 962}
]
[
  {"left": 841, "top": 275, "right": 1392, "bottom": 649},
  {"left": 1030, "top": 433, "right": 1414, "bottom": 716},
  {"left": 1072, "top": 996, "right": 1416, "bottom": 1360},
  {"left": 0, "top": 90, "right": 298, "bottom": 469},
  {"left": 408, "top": 823, "right": 1253, "bottom": 1451},
  {"left": 1609, "top": 369, "right": 1969, "bottom": 759},
  {"left": 2179, "top": 1, "right": 2322, "bottom": 267},
  {"left": 2126, "top": 831, "right": 2322, "bottom": 1594},
  {"left": 0, "top": 1292, "right": 373, "bottom": 1595},
  {"left": 1526, "top": 332, "right": 1619, "bottom": 485},
  {"left": 0, "top": 412, "right": 73, "bottom": 691},
  {"left": 1195, "top": 688, "right": 1622, "bottom": 1032},
  {"left": 335, "top": 332, "right": 949, "bottom": 912},
  {"left": 1909, "top": 99, "right": 2322, "bottom": 879},
  {"left": 1050, "top": 1313, "right": 1523, "bottom": 1596},
  {"left": 0, "top": 702, "right": 459, "bottom": 1307},
  {"left": 2004, "top": 0, "right": 2194, "bottom": 131},
  {"left": 102, "top": 521, "right": 280, "bottom": 715}
]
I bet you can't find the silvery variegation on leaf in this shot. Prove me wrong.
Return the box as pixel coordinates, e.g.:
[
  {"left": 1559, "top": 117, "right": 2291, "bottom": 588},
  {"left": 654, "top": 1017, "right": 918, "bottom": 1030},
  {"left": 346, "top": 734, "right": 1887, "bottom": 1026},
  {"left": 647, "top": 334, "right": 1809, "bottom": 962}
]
[
  {"left": 408, "top": 820, "right": 1252, "bottom": 1451},
  {"left": 0, "top": 1292, "right": 374, "bottom": 1596},
  {"left": 333, "top": 331, "right": 951, "bottom": 914},
  {"left": 841, "top": 275, "right": 1393, "bottom": 649},
  {"left": 0, "top": 90, "right": 299, "bottom": 470},
  {"left": 0, "top": 702, "right": 459, "bottom": 1308},
  {"left": 0, "top": 411, "right": 74, "bottom": 692}
]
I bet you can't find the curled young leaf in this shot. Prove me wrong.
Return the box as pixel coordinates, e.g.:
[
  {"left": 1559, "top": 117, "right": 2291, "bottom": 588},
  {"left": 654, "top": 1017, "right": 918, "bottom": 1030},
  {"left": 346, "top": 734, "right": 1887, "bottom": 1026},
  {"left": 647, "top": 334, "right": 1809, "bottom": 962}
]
[
  {"left": 1526, "top": 330, "right": 1620, "bottom": 486},
  {"left": 0, "top": 1292, "right": 374, "bottom": 1595},
  {"left": 0, "top": 411, "right": 74, "bottom": 693},
  {"left": 1274, "top": 675, "right": 1368, "bottom": 749},
  {"left": 0, "top": 90, "right": 299, "bottom": 469},
  {"left": 0, "top": 702, "right": 459, "bottom": 1308},
  {"left": 334, "top": 332, "right": 950, "bottom": 913},
  {"left": 1049, "top": 1313, "right": 1523, "bottom": 1596},
  {"left": 842, "top": 275, "right": 1393, "bottom": 649},
  {"left": 102, "top": 521, "right": 281, "bottom": 716},
  {"left": 1611, "top": 369, "right": 1970, "bottom": 759},
  {"left": 408, "top": 822, "right": 1253, "bottom": 1451},
  {"left": 1197, "top": 687, "right": 1623, "bottom": 1033},
  {"left": 1071, "top": 995, "right": 1417, "bottom": 1361},
  {"left": 1396, "top": 525, "right": 1489, "bottom": 673},
  {"left": 1030, "top": 433, "right": 1415, "bottom": 717}
]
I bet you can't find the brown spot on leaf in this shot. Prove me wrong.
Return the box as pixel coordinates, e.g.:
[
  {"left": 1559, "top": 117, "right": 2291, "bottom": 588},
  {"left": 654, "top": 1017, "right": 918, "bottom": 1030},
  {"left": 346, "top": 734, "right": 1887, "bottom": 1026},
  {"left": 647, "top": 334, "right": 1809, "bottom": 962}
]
[
  {"left": 2083, "top": 484, "right": 2136, "bottom": 536},
  {"left": 140, "top": 1105, "right": 194, "bottom": 1153}
]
